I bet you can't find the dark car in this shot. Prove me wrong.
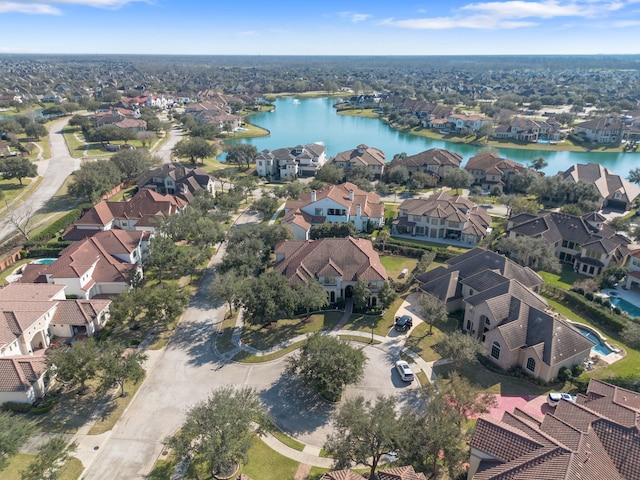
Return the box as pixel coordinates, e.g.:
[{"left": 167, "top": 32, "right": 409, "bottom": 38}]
[{"left": 394, "top": 315, "right": 413, "bottom": 332}]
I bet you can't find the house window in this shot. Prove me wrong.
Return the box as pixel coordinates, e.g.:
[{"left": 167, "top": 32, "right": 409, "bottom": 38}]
[
  {"left": 524, "top": 357, "right": 536, "bottom": 372},
  {"left": 315, "top": 208, "right": 323, "bottom": 216},
  {"left": 491, "top": 342, "right": 501, "bottom": 360}
]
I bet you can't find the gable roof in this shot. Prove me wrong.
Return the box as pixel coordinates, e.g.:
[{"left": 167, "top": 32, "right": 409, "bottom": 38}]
[
  {"left": 332, "top": 144, "right": 386, "bottom": 167},
  {"left": 561, "top": 162, "right": 640, "bottom": 204},
  {"left": 274, "top": 237, "right": 387, "bottom": 286},
  {"left": 389, "top": 148, "right": 462, "bottom": 170},
  {"left": 0, "top": 356, "right": 48, "bottom": 393},
  {"left": 464, "top": 153, "right": 525, "bottom": 176},
  {"left": 51, "top": 299, "right": 111, "bottom": 326},
  {"left": 469, "top": 379, "right": 640, "bottom": 480},
  {"left": 0, "top": 301, "right": 56, "bottom": 349}
]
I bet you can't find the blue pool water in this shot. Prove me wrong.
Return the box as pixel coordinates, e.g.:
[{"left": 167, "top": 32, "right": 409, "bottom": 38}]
[
  {"left": 609, "top": 297, "right": 640, "bottom": 318},
  {"left": 30, "top": 258, "right": 55, "bottom": 265},
  {"left": 576, "top": 326, "right": 614, "bottom": 356}
]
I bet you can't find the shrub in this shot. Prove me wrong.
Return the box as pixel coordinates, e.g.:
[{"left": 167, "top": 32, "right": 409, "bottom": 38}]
[
  {"left": 558, "top": 366, "right": 572, "bottom": 382},
  {"left": 585, "top": 292, "right": 594, "bottom": 301},
  {"left": 572, "top": 364, "right": 585, "bottom": 377},
  {"left": 30, "top": 398, "right": 57, "bottom": 415},
  {"left": 1, "top": 401, "right": 32, "bottom": 413},
  {"left": 128, "top": 339, "right": 141, "bottom": 347},
  {"left": 593, "top": 296, "right": 603, "bottom": 305},
  {"left": 25, "top": 209, "right": 82, "bottom": 246}
]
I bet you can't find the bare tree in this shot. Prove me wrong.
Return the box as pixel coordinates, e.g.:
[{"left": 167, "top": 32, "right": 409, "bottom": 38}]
[{"left": 5, "top": 203, "right": 35, "bottom": 241}]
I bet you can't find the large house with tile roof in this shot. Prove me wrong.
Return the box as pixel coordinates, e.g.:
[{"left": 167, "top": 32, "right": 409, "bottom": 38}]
[
  {"left": 507, "top": 211, "right": 631, "bottom": 277},
  {"left": 282, "top": 182, "right": 384, "bottom": 241},
  {"left": 494, "top": 116, "right": 564, "bottom": 142},
  {"left": 417, "top": 248, "right": 594, "bottom": 382},
  {"left": 19, "top": 229, "right": 147, "bottom": 299},
  {"left": 446, "top": 113, "right": 492, "bottom": 133},
  {"left": 464, "top": 153, "right": 528, "bottom": 192},
  {"left": 329, "top": 144, "right": 386, "bottom": 179},
  {"left": 560, "top": 162, "right": 640, "bottom": 210},
  {"left": 574, "top": 116, "right": 625, "bottom": 144},
  {"left": 625, "top": 248, "right": 640, "bottom": 290},
  {"left": 386, "top": 148, "right": 462, "bottom": 185},
  {"left": 274, "top": 237, "right": 388, "bottom": 306},
  {"left": 392, "top": 192, "right": 491, "bottom": 246},
  {"left": 468, "top": 379, "right": 640, "bottom": 479},
  {"left": 0, "top": 283, "right": 110, "bottom": 404},
  {"left": 321, "top": 466, "right": 426, "bottom": 480},
  {"left": 63, "top": 189, "right": 186, "bottom": 240},
  {"left": 135, "top": 162, "right": 215, "bottom": 201},
  {"left": 254, "top": 143, "right": 327, "bottom": 180}
]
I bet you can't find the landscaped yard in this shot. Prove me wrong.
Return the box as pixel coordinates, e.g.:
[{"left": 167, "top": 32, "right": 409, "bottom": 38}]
[
  {"left": 538, "top": 264, "right": 582, "bottom": 290},
  {"left": 0, "top": 176, "right": 33, "bottom": 204},
  {"left": 405, "top": 315, "right": 458, "bottom": 362},
  {"left": 1, "top": 453, "right": 83, "bottom": 480},
  {"left": 379, "top": 255, "right": 418, "bottom": 279}
]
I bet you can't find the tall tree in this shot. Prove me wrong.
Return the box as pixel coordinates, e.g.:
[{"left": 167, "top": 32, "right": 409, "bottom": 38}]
[
  {"left": 529, "top": 156, "right": 548, "bottom": 171},
  {"left": 496, "top": 235, "right": 561, "bottom": 273},
  {"left": 628, "top": 167, "right": 640, "bottom": 185},
  {"left": 286, "top": 333, "right": 366, "bottom": 402},
  {"left": 443, "top": 168, "right": 473, "bottom": 194},
  {"left": 208, "top": 270, "right": 243, "bottom": 316},
  {"left": 418, "top": 292, "right": 448, "bottom": 335},
  {"left": 239, "top": 271, "right": 297, "bottom": 324},
  {"left": 352, "top": 278, "right": 372, "bottom": 311},
  {"left": 98, "top": 342, "right": 147, "bottom": 397},
  {"left": 225, "top": 144, "right": 258, "bottom": 169},
  {"left": 324, "top": 395, "right": 402, "bottom": 479},
  {"left": 0, "top": 411, "right": 35, "bottom": 471},
  {"left": 68, "top": 160, "right": 121, "bottom": 202},
  {"left": 0, "top": 157, "right": 38, "bottom": 185},
  {"left": 144, "top": 236, "right": 184, "bottom": 283},
  {"left": 437, "top": 331, "right": 484, "bottom": 370},
  {"left": 144, "top": 284, "right": 189, "bottom": 325},
  {"left": 378, "top": 281, "right": 398, "bottom": 310},
  {"left": 20, "top": 436, "right": 77, "bottom": 480},
  {"left": 172, "top": 136, "right": 216, "bottom": 165},
  {"left": 315, "top": 164, "right": 344, "bottom": 184},
  {"left": 165, "top": 387, "right": 271, "bottom": 478},
  {"left": 46, "top": 337, "right": 101, "bottom": 393},
  {"left": 110, "top": 149, "right": 160, "bottom": 182},
  {"left": 24, "top": 122, "right": 47, "bottom": 140},
  {"left": 294, "top": 280, "right": 329, "bottom": 315}
]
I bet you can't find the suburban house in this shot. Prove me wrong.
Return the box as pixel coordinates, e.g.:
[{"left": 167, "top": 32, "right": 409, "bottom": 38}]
[
  {"left": 446, "top": 113, "right": 492, "bottom": 133},
  {"left": 19, "top": 229, "right": 147, "bottom": 299},
  {"left": 62, "top": 189, "right": 186, "bottom": 240},
  {"left": 321, "top": 466, "right": 426, "bottom": 480},
  {"left": 95, "top": 107, "right": 147, "bottom": 132},
  {"left": 392, "top": 192, "right": 491, "bottom": 246},
  {"left": 468, "top": 379, "right": 640, "bottom": 479},
  {"left": 136, "top": 162, "right": 215, "bottom": 201},
  {"left": 464, "top": 153, "right": 528, "bottom": 191},
  {"left": 41, "top": 91, "right": 65, "bottom": 103},
  {"left": 274, "top": 237, "right": 388, "bottom": 306},
  {"left": 329, "top": 144, "right": 386, "bottom": 178},
  {"left": 281, "top": 182, "right": 384, "bottom": 240},
  {"left": 507, "top": 211, "right": 631, "bottom": 277},
  {"left": 574, "top": 116, "right": 625, "bottom": 144},
  {"left": 493, "top": 116, "right": 564, "bottom": 142},
  {"left": 624, "top": 248, "right": 640, "bottom": 290},
  {"left": 560, "top": 162, "right": 640, "bottom": 211},
  {"left": 254, "top": 143, "right": 328, "bottom": 180},
  {"left": 184, "top": 99, "right": 241, "bottom": 131},
  {"left": 0, "top": 283, "right": 110, "bottom": 404},
  {"left": 416, "top": 248, "right": 594, "bottom": 382},
  {"left": 386, "top": 148, "right": 462, "bottom": 185}
]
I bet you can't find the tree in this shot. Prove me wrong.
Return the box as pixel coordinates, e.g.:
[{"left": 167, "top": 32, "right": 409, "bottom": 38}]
[
  {"left": 621, "top": 322, "right": 640, "bottom": 349},
  {"left": 508, "top": 170, "right": 537, "bottom": 194},
  {"left": 325, "top": 395, "right": 402, "bottom": 479},
  {"left": 496, "top": 235, "right": 561, "bottom": 273},
  {"left": 239, "top": 271, "right": 297, "bottom": 324},
  {"left": 109, "top": 287, "right": 145, "bottom": 326},
  {"left": 309, "top": 221, "right": 358, "bottom": 240},
  {"left": 20, "top": 436, "right": 77, "bottom": 480},
  {"left": 144, "top": 284, "right": 190, "bottom": 325},
  {"left": 608, "top": 216, "right": 631, "bottom": 232},
  {"left": 294, "top": 280, "right": 329, "bottom": 315},
  {"left": 407, "top": 171, "right": 433, "bottom": 191},
  {"left": 4, "top": 203, "right": 35, "bottom": 241},
  {"left": 172, "top": 137, "right": 216, "bottom": 165},
  {"left": 377, "top": 230, "right": 390, "bottom": 253},
  {"left": 418, "top": 292, "right": 448, "bottom": 335},
  {"left": 166, "top": 387, "right": 271, "bottom": 478},
  {"left": 274, "top": 180, "right": 309, "bottom": 199},
  {"left": 315, "top": 164, "right": 344, "bottom": 184},
  {"left": 110, "top": 149, "right": 160, "bottom": 182},
  {"left": 225, "top": 144, "right": 258, "bottom": 169},
  {"left": 529, "top": 156, "right": 548, "bottom": 171},
  {"left": 628, "top": 168, "right": 640, "bottom": 185},
  {"left": 68, "top": 160, "right": 121, "bottom": 202},
  {"left": 0, "top": 157, "right": 38, "bottom": 185},
  {"left": 437, "top": 331, "right": 484, "bottom": 369},
  {"left": 136, "top": 130, "right": 157, "bottom": 148},
  {"left": 439, "top": 372, "right": 497, "bottom": 424},
  {"left": 208, "top": 270, "right": 243, "bottom": 316},
  {"left": 502, "top": 195, "right": 540, "bottom": 216},
  {"left": 0, "top": 411, "right": 35, "bottom": 471},
  {"left": 46, "top": 338, "right": 101, "bottom": 393},
  {"left": 24, "top": 122, "right": 47, "bottom": 140},
  {"left": 352, "top": 278, "right": 372, "bottom": 311},
  {"left": 378, "top": 281, "right": 398, "bottom": 310},
  {"left": 346, "top": 165, "right": 373, "bottom": 185},
  {"left": 443, "top": 168, "right": 473, "bottom": 194},
  {"left": 144, "top": 236, "right": 185, "bottom": 283},
  {"left": 286, "top": 333, "right": 366, "bottom": 402},
  {"left": 384, "top": 165, "right": 409, "bottom": 185},
  {"left": 414, "top": 251, "right": 436, "bottom": 275},
  {"left": 251, "top": 194, "right": 279, "bottom": 219},
  {"left": 99, "top": 342, "right": 147, "bottom": 397}
]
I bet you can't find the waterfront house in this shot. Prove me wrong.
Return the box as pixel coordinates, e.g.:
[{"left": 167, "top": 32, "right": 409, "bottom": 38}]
[
  {"left": 255, "top": 143, "right": 327, "bottom": 180},
  {"left": 464, "top": 153, "right": 528, "bottom": 191},
  {"left": 330, "top": 144, "right": 386, "bottom": 179},
  {"left": 386, "top": 148, "right": 462, "bottom": 185}
]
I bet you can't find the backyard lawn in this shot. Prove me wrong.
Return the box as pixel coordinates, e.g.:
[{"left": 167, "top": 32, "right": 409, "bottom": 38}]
[
  {"left": 0, "top": 176, "right": 33, "bottom": 204},
  {"left": 379, "top": 255, "right": 418, "bottom": 279},
  {"left": 538, "top": 264, "right": 581, "bottom": 290}
]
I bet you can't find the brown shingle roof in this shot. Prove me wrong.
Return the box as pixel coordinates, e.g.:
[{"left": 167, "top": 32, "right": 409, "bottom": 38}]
[{"left": 0, "top": 356, "right": 47, "bottom": 393}]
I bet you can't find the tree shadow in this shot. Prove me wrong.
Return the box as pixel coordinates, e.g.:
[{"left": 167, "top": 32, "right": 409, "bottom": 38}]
[{"left": 260, "top": 373, "right": 335, "bottom": 436}]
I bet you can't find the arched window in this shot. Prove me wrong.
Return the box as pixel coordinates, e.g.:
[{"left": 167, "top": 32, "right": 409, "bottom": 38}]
[
  {"left": 526, "top": 357, "right": 536, "bottom": 372},
  {"left": 491, "top": 342, "right": 501, "bottom": 360}
]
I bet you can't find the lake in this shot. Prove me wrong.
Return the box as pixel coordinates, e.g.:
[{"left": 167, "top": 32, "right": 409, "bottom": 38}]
[{"left": 225, "top": 97, "right": 638, "bottom": 177}]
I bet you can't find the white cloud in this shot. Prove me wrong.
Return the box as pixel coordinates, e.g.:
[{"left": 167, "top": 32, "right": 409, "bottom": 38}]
[
  {"left": 382, "top": 0, "right": 633, "bottom": 30},
  {"left": 0, "top": 0, "right": 149, "bottom": 15},
  {"left": 338, "top": 11, "right": 372, "bottom": 23}
]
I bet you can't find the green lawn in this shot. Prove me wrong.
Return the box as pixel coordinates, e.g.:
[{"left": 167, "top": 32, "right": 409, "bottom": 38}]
[
  {"left": 1, "top": 453, "right": 83, "bottom": 480},
  {"left": 405, "top": 315, "right": 459, "bottom": 362},
  {"left": 538, "top": 265, "right": 582, "bottom": 290},
  {"left": 336, "top": 108, "right": 381, "bottom": 118},
  {"left": 379, "top": 255, "right": 418, "bottom": 279},
  {"left": 0, "top": 176, "right": 33, "bottom": 204}
]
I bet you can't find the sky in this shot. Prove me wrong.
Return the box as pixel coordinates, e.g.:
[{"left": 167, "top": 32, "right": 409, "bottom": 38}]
[{"left": 1, "top": 0, "right": 639, "bottom": 55}]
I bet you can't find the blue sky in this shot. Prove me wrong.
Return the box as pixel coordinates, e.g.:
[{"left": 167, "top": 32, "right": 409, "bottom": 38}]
[{"left": 1, "top": 0, "right": 639, "bottom": 55}]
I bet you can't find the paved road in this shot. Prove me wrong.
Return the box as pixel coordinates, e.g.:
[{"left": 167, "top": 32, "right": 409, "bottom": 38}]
[
  {"left": 154, "top": 125, "right": 184, "bottom": 164},
  {"left": 0, "top": 117, "right": 81, "bottom": 244}
]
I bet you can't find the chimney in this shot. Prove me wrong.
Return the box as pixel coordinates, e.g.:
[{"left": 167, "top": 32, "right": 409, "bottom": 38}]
[
  {"left": 349, "top": 189, "right": 354, "bottom": 201},
  {"left": 311, "top": 190, "right": 316, "bottom": 202},
  {"left": 357, "top": 204, "right": 362, "bottom": 216}
]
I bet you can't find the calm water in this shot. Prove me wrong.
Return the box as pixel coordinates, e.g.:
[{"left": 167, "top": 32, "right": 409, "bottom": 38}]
[
  {"left": 610, "top": 297, "right": 640, "bottom": 318},
  {"left": 576, "top": 326, "right": 614, "bottom": 356},
  {"left": 225, "top": 97, "right": 637, "bottom": 176}
]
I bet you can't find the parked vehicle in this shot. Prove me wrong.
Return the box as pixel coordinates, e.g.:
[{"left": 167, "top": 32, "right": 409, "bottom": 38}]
[
  {"left": 547, "top": 392, "right": 576, "bottom": 407},
  {"left": 394, "top": 315, "right": 413, "bottom": 332},
  {"left": 395, "top": 360, "right": 414, "bottom": 382}
]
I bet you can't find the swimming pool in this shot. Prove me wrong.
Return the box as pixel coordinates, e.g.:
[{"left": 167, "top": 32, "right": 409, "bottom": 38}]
[
  {"left": 30, "top": 258, "right": 56, "bottom": 265},
  {"left": 609, "top": 297, "right": 640, "bottom": 318},
  {"left": 575, "top": 326, "right": 614, "bottom": 356}
]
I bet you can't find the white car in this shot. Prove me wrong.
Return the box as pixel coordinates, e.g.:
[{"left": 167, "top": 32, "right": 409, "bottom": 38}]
[
  {"left": 395, "top": 360, "right": 414, "bottom": 382},
  {"left": 547, "top": 392, "right": 576, "bottom": 407}
]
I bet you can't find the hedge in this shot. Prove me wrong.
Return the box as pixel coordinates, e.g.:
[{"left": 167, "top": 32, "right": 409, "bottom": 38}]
[
  {"left": 25, "top": 208, "right": 82, "bottom": 246},
  {"left": 374, "top": 238, "right": 459, "bottom": 261},
  {"left": 542, "top": 284, "right": 628, "bottom": 334}
]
